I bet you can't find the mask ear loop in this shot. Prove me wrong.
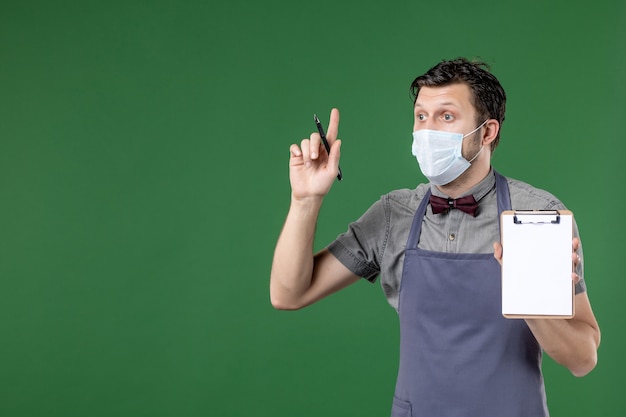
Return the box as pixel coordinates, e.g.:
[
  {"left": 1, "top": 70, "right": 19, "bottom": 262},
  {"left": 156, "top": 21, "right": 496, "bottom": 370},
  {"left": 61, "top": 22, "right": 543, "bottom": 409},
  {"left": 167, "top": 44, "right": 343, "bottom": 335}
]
[
  {"left": 464, "top": 119, "right": 489, "bottom": 163},
  {"left": 462, "top": 119, "right": 490, "bottom": 139},
  {"left": 467, "top": 144, "right": 484, "bottom": 163}
]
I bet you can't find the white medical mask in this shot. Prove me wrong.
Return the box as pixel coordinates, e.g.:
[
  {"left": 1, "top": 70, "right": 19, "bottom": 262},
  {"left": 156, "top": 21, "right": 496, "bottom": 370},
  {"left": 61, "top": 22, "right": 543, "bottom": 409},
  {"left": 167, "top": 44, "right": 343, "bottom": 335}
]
[{"left": 411, "top": 120, "right": 488, "bottom": 185}]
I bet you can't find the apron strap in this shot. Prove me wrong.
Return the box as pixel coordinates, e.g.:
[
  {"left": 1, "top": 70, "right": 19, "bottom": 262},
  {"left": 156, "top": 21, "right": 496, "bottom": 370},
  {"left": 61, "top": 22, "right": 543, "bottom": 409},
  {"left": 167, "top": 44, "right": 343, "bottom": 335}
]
[{"left": 494, "top": 170, "right": 512, "bottom": 215}]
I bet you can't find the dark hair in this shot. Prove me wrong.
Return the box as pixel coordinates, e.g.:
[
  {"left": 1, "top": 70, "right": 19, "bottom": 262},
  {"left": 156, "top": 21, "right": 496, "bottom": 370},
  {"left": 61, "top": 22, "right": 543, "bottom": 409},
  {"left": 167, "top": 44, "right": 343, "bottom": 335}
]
[{"left": 410, "top": 57, "right": 506, "bottom": 151}]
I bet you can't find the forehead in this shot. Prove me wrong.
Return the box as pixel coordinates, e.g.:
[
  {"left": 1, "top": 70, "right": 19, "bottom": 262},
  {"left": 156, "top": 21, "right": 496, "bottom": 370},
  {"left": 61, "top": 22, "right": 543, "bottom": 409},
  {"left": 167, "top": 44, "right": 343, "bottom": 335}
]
[{"left": 414, "top": 83, "right": 474, "bottom": 111}]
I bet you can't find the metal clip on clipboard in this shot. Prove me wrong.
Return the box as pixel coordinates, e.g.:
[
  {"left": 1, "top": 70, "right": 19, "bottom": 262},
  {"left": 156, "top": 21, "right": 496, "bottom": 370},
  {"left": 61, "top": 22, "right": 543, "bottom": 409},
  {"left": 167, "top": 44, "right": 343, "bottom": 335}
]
[{"left": 513, "top": 210, "right": 561, "bottom": 225}]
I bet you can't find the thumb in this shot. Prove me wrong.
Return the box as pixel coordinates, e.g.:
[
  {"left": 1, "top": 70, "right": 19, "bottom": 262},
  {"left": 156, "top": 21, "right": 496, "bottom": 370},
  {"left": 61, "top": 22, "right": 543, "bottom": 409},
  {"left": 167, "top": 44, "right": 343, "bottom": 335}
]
[
  {"left": 493, "top": 242, "right": 503, "bottom": 265},
  {"left": 328, "top": 139, "right": 341, "bottom": 172}
]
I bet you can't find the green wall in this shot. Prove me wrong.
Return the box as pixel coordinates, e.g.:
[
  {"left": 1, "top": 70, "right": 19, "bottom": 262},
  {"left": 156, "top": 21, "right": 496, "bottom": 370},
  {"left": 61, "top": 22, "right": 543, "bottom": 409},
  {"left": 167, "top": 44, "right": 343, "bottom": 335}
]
[{"left": 1, "top": 1, "right": 624, "bottom": 416}]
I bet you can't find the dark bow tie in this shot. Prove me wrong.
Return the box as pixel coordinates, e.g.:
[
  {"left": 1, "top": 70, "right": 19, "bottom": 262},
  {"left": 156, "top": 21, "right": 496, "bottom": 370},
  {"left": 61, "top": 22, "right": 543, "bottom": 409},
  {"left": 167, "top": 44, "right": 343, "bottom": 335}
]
[{"left": 429, "top": 194, "right": 479, "bottom": 217}]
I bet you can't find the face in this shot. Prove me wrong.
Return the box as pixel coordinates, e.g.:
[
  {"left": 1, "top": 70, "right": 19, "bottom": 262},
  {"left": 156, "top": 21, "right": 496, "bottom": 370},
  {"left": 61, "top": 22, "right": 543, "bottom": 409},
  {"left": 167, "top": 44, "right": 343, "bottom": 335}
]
[{"left": 413, "top": 83, "right": 483, "bottom": 159}]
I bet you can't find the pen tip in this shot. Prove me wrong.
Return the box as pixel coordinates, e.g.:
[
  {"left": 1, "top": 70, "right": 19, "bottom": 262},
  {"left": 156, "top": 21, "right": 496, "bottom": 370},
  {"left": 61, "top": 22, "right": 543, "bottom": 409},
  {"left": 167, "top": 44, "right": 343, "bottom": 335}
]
[{"left": 313, "top": 114, "right": 319, "bottom": 122}]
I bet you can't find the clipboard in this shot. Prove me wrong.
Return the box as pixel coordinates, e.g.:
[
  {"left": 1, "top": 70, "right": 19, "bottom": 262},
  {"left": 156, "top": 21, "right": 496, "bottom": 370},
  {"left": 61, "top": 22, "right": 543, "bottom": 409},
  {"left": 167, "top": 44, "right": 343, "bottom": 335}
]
[{"left": 500, "top": 210, "right": 574, "bottom": 319}]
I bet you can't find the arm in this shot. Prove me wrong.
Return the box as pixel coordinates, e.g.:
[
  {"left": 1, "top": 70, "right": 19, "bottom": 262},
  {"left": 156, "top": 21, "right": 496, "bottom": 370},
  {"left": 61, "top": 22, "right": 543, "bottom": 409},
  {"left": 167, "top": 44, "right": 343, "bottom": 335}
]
[
  {"left": 524, "top": 292, "right": 600, "bottom": 377},
  {"left": 270, "top": 109, "right": 360, "bottom": 310},
  {"left": 494, "top": 238, "right": 601, "bottom": 377}
]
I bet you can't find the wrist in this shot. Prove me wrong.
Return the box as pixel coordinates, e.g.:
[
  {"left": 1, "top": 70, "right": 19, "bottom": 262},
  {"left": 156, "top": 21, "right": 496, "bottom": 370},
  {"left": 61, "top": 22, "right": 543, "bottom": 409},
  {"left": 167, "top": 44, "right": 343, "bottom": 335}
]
[{"left": 290, "top": 193, "right": 324, "bottom": 213}]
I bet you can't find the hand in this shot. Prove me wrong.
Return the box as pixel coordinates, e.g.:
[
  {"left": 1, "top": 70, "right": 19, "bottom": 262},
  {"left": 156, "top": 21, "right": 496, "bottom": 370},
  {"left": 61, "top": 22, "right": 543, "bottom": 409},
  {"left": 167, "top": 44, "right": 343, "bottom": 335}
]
[
  {"left": 289, "top": 108, "right": 342, "bottom": 200},
  {"left": 571, "top": 237, "right": 582, "bottom": 285},
  {"left": 493, "top": 237, "right": 582, "bottom": 284}
]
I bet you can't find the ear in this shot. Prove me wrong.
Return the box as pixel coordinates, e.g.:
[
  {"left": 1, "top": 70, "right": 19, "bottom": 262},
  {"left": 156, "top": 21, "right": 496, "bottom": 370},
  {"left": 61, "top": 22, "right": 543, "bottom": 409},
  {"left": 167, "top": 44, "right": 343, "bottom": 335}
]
[{"left": 482, "top": 119, "right": 500, "bottom": 147}]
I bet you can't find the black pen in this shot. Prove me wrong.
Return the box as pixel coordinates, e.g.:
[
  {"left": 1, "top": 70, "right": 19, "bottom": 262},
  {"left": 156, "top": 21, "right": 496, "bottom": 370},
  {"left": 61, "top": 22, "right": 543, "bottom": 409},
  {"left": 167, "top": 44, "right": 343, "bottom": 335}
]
[{"left": 314, "top": 114, "right": 343, "bottom": 181}]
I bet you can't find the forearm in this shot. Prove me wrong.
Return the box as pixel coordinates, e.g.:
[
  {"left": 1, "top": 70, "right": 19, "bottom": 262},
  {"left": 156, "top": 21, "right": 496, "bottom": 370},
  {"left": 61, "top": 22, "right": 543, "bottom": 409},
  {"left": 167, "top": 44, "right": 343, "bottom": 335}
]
[
  {"left": 525, "top": 313, "right": 600, "bottom": 377},
  {"left": 270, "top": 196, "right": 324, "bottom": 310}
]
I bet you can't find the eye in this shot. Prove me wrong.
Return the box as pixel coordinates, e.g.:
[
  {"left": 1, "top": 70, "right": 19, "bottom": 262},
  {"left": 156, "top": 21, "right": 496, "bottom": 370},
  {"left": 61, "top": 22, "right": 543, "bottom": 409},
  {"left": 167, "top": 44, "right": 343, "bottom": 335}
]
[
  {"left": 442, "top": 113, "right": 454, "bottom": 121},
  {"left": 416, "top": 113, "right": 426, "bottom": 121}
]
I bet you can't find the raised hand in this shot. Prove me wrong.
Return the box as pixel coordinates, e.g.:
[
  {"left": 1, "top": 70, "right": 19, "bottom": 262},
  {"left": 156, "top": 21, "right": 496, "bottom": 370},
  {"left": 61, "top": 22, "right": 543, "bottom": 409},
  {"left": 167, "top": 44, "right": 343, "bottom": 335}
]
[{"left": 289, "top": 108, "right": 342, "bottom": 200}]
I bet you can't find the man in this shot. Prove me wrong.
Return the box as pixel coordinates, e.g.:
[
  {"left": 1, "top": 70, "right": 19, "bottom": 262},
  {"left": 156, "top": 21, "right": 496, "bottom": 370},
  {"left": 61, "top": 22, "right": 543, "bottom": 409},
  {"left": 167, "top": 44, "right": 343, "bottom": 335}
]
[{"left": 270, "top": 58, "right": 600, "bottom": 416}]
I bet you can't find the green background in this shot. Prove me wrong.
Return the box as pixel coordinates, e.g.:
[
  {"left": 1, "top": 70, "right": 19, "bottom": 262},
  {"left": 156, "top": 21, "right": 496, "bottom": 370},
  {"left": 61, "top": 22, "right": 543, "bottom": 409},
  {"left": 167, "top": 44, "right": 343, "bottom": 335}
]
[{"left": 1, "top": 0, "right": 624, "bottom": 416}]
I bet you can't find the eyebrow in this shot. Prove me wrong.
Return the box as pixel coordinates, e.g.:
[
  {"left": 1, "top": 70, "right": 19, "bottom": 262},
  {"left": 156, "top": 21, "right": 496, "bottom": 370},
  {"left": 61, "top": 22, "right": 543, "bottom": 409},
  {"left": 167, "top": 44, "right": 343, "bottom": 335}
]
[{"left": 414, "top": 101, "right": 461, "bottom": 109}]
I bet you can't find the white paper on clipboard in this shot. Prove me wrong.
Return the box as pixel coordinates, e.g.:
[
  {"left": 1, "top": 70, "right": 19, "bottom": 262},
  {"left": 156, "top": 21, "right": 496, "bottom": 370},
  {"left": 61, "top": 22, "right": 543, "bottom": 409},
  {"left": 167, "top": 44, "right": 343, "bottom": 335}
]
[{"left": 500, "top": 210, "right": 574, "bottom": 318}]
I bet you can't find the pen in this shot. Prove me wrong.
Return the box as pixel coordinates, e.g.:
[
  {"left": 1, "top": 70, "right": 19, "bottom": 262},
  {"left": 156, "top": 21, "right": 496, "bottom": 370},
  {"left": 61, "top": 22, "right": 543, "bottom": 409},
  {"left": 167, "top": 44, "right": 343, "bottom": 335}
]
[{"left": 314, "top": 114, "right": 343, "bottom": 181}]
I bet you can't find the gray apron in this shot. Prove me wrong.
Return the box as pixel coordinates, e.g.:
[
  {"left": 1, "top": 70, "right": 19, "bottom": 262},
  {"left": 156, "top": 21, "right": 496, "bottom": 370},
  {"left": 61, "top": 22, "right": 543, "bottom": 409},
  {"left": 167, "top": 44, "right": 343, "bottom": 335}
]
[{"left": 391, "top": 172, "right": 549, "bottom": 417}]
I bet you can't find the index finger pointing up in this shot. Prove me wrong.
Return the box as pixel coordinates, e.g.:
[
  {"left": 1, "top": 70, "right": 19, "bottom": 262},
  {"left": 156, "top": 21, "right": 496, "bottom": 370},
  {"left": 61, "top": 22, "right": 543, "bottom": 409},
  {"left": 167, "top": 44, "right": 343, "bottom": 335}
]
[{"left": 326, "top": 108, "right": 340, "bottom": 141}]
